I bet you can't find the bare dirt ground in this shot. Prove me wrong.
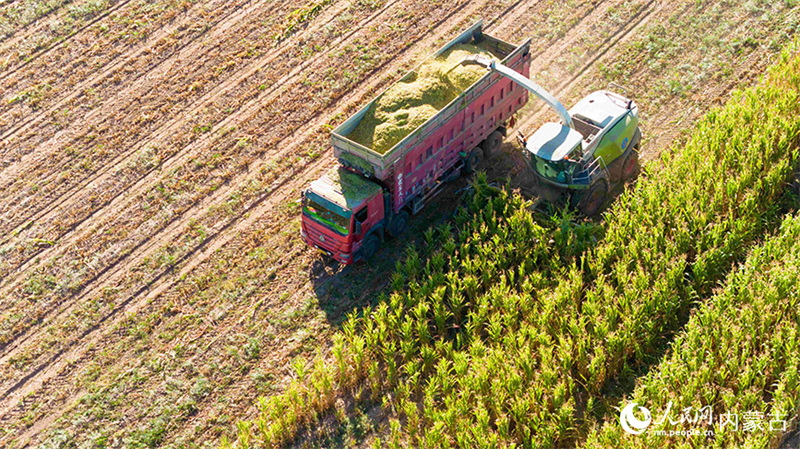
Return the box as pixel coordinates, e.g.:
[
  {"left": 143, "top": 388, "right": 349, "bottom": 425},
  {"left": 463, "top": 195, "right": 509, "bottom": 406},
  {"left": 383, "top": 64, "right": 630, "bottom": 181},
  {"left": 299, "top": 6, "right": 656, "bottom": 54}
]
[{"left": 0, "top": 0, "right": 797, "bottom": 447}]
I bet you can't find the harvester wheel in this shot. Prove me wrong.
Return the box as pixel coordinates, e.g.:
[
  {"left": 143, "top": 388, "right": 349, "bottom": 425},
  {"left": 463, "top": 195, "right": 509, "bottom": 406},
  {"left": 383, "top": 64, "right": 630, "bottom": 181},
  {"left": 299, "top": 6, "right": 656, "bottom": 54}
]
[
  {"left": 464, "top": 147, "right": 484, "bottom": 174},
  {"left": 482, "top": 131, "right": 504, "bottom": 157},
  {"left": 622, "top": 148, "right": 640, "bottom": 180},
  {"left": 360, "top": 235, "right": 380, "bottom": 261},
  {"left": 388, "top": 211, "right": 410, "bottom": 237},
  {"left": 577, "top": 179, "right": 608, "bottom": 217},
  {"left": 793, "top": 171, "right": 800, "bottom": 196}
]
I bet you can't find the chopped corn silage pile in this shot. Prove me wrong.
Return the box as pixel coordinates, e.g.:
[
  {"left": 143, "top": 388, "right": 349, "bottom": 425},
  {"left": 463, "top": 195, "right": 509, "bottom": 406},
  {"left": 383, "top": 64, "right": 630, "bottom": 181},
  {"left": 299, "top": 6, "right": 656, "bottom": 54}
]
[{"left": 349, "top": 44, "right": 497, "bottom": 154}]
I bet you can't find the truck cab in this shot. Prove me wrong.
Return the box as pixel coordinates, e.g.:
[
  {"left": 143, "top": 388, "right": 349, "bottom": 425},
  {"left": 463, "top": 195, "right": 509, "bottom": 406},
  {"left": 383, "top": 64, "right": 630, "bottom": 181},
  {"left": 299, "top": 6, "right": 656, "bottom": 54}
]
[{"left": 300, "top": 167, "right": 385, "bottom": 264}]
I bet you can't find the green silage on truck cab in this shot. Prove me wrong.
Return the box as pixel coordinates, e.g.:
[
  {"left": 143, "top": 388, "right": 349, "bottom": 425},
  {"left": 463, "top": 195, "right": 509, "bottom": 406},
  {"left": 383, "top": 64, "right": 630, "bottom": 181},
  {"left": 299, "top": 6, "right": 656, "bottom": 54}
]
[{"left": 308, "top": 167, "right": 382, "bottom": 211}]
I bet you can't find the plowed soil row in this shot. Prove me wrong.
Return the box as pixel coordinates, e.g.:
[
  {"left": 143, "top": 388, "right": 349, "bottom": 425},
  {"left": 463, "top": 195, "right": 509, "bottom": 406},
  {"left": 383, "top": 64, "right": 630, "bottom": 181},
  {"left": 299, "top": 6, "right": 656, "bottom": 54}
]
[
  {"left": 0, "top": 0, "right": 127, "bottom": 76},
  {"left": 0, "top": 0, "right": 280, "bottom": 235},
  {"left": 1, "top": 0, "right": 196, "bottom": 131}
]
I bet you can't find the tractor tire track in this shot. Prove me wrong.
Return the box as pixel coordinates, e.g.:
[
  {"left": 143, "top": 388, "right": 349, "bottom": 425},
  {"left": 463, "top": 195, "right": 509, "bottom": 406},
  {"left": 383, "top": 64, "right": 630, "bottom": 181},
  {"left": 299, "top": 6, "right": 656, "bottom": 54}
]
[
  {"left": 0, "top": 0, "right": 135, "bottom": 82},
  {"left": 516, "top": 0, "right": 661, "bottom": 132},
  {"left": 0, "top": 0, "right": 81, "bottom": 46},
  {"left": 0, "top": 0, "right": 119, "bottom": 68},
  {"left": 0, "top": 0, "right": 299, "bottom": 258},
  {"left": 0, "top": 0, "right": 259, "bottom": 158}
]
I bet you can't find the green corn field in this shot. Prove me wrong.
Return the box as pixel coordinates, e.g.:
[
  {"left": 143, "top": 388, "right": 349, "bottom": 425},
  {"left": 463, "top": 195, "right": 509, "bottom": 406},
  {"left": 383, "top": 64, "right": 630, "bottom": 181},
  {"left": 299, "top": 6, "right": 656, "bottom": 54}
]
[
  {"left": 584, "top": 212, "right": 800, "bottom": 448},
  {"left": 226, "top": 41, "right": 800, "bottom": 449}
]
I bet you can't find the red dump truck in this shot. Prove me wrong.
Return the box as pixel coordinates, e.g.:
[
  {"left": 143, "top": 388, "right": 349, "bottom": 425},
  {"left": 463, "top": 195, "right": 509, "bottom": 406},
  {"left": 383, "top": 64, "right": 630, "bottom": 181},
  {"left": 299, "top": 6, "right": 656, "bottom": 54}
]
[{"left": 301, "top": 21, "right": 531, "bottom": 264}]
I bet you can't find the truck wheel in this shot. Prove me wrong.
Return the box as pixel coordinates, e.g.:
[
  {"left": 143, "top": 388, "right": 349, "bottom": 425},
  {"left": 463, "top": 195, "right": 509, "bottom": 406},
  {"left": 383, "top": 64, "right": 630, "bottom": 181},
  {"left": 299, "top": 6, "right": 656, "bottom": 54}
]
[
  {"left": 388, "top": 211, "right": 409, "bottom": 237},
  {"left": 482, "top": 131, "right": 504, "bottom": 157},
  {"left": 621, "top": 148, "right": 639, "bottom": 180},
  {"left": 577, "top": 179, "right": 608, "bottom": 217},
  {"left": 359, "top": 235, "right": 380, "bottom": 261},
  {"left": 464, "top": 147, "right": 484, "bottom": 174}
]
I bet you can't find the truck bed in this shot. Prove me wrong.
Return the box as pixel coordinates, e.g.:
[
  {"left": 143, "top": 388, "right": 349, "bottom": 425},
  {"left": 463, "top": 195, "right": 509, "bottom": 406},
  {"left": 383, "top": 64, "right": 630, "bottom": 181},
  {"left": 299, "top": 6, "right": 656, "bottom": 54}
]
[{"left": 332, "top": 21, "right": 531, "bottom": 180}]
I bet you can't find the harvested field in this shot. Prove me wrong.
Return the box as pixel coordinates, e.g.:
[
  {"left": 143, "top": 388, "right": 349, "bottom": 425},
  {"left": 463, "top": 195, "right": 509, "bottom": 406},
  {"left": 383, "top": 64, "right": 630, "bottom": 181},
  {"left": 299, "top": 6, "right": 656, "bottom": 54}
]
[{"left": 0, "top": 0, "right": 797, "bottom": 447}]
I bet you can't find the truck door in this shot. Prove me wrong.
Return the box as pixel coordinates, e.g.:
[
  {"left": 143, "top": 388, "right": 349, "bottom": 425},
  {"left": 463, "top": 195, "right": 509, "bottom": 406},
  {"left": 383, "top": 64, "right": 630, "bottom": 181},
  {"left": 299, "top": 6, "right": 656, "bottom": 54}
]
[
  {"left": 355, "top": 193, "right": 386, "bottom": 239},
  {"left": 354, "top": 206, "right": 370, "bottom": 239}
]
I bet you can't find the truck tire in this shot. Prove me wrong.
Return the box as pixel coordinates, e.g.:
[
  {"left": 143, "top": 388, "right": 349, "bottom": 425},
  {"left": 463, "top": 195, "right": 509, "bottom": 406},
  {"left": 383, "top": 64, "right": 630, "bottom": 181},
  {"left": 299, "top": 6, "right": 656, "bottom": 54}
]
[
  {"left": 576, "top": 179, "right": 608, "bottom": 217},
  {"left": 359, "top": 234, "right": 380, "bottom": 262},
  {"left": 464, "top": 147, "right": 484, "bottom": 174},
  {"left": 482, "top": 131, "right": 504, "bottom": 157},
  {"left": 388, "top": 210, "right": 409, "bottom": 237},
  {"left": 621, "top": 148, "right": 639, "bottom": 180}
]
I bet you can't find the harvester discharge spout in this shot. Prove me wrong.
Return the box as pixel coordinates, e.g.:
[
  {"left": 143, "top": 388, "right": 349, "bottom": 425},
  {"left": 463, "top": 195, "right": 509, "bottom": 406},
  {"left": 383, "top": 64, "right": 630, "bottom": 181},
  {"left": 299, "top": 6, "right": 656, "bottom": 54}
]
[{"left": 458, "top": 55, "right": 574, "bottom": 130}]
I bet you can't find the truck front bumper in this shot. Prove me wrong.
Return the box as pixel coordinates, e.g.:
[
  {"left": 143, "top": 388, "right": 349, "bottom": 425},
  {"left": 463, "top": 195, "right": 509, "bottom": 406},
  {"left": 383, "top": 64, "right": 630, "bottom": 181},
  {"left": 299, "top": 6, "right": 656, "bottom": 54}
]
[{"left": 302, "top": 230, "right": 354, "bottom": 265}]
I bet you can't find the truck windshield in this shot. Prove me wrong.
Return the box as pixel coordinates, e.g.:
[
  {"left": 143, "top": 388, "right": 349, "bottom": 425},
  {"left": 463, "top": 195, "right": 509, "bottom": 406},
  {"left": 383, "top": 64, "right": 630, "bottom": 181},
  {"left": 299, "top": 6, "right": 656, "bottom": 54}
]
[{"left": 303, "top": 191, "right": 351, "bottom": 236}]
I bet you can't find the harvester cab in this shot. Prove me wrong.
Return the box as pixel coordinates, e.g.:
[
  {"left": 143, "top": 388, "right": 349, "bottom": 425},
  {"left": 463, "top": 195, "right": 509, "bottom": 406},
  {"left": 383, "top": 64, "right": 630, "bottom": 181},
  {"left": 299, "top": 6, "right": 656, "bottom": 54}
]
[{"left": 459, "top": 55, "right": 641, "bottom": 216}]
